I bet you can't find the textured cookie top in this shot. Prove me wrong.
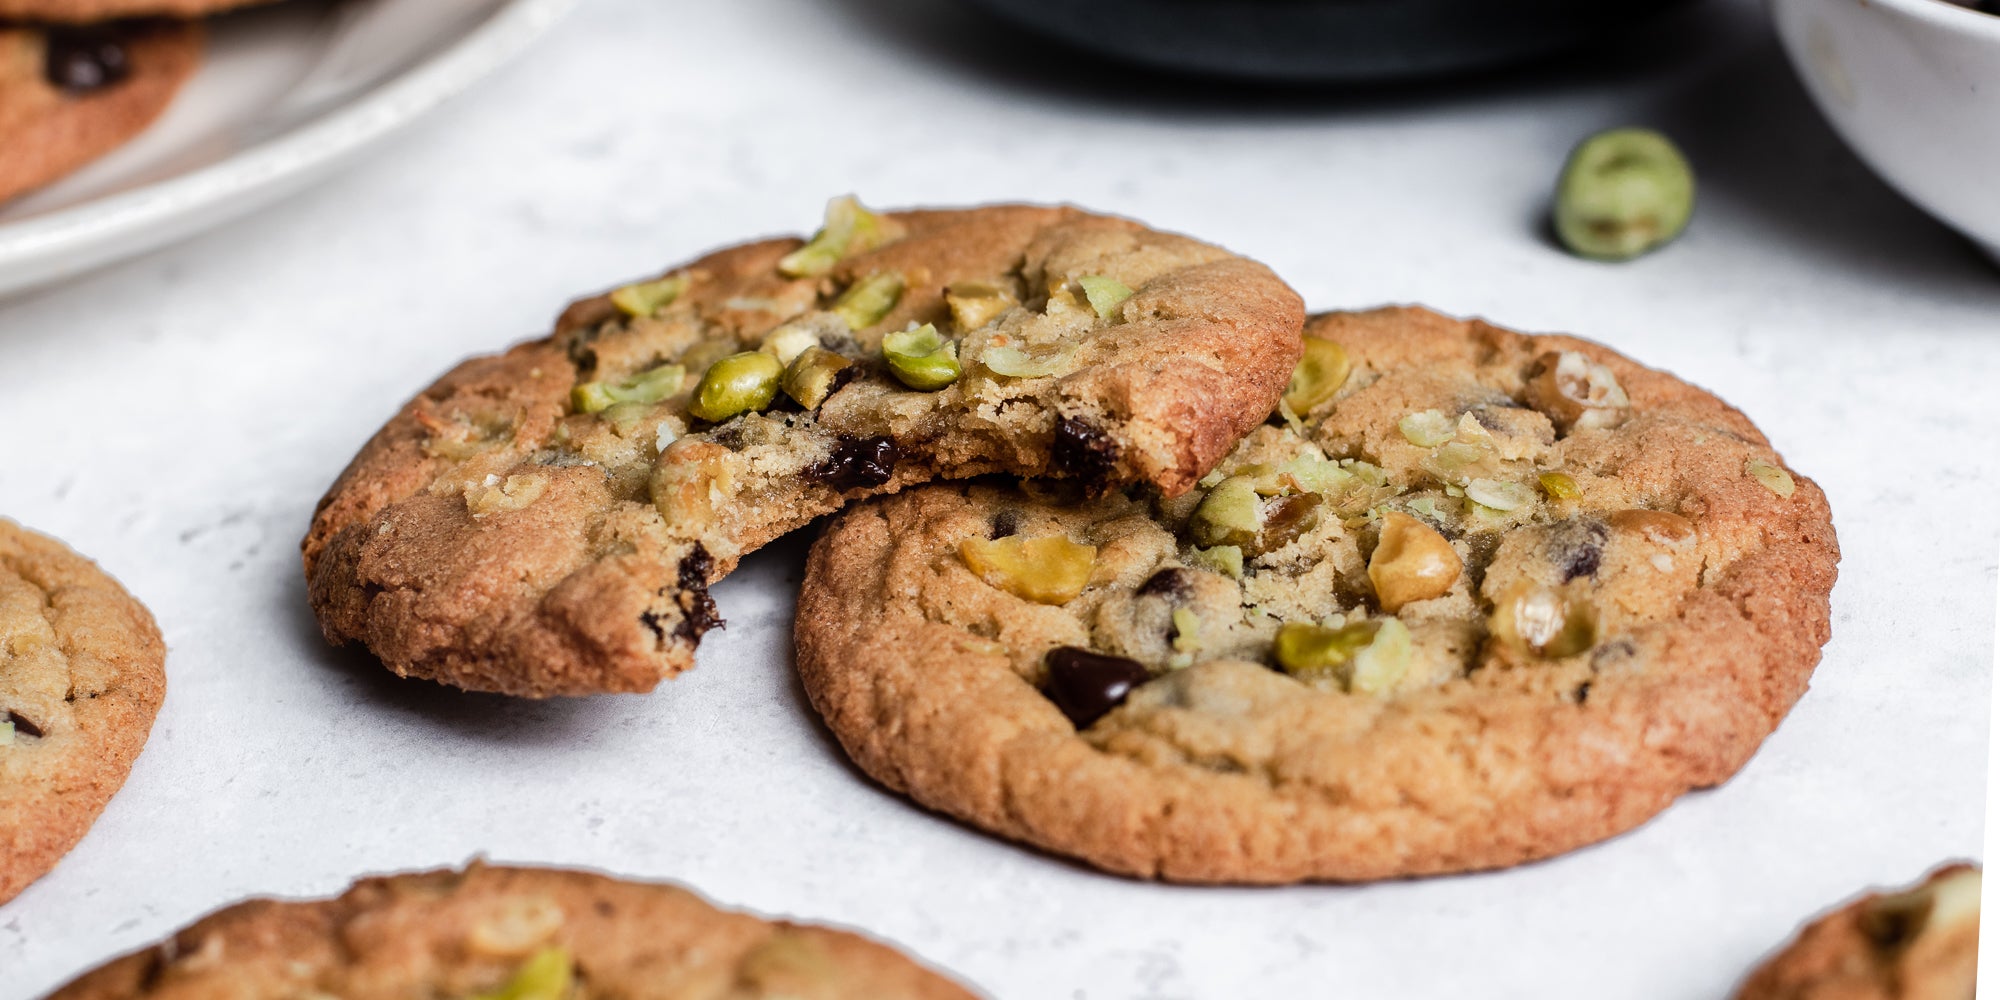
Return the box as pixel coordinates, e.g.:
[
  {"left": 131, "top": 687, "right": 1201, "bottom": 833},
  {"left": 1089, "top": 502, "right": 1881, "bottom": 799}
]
[
  {"left": 1735, "top": 864, "right": 1981, "bottom": 1000},
  {"left": 304, "top": 200, "right": 1304, "bottom": 697},
  {"left": 46, "top": 864, "right": 977, "bottom": 999},
  {"left": 0, "top": 20, "right": 200, "bottom": 203},
  {"left": 796, "top": 306, "right": 1839, "bottom": 883},
  {"left": 0, "top": 519, "right": 165, "bottom": 904}
]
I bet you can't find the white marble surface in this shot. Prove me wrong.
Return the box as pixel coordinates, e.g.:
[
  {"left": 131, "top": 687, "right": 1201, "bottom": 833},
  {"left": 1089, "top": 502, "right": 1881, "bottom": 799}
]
[{"left": 1, "top": 0, "right": 1994, "bottom": 997}]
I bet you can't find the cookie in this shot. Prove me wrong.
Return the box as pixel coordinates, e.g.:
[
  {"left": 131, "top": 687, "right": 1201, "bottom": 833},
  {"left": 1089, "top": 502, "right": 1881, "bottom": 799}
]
[
  {"left": 0, "top": 0, "right": 269, "bottom": 22},
  {"left": 46, "top": 863, "right": 978, "bottom": 999},
  {"left": 0, "top": 19, "right": 200, "bottom": 204},
  {"left": 795, "top": 305, "right": 1839, "bottom": 883},
  {"left": 304, "top": 199, "right": 1305, "bottom": 697},
  {"left": 1735, "top": 864, "right": 1981, "bottom": 1000},
  {"left": 0, "top": 519, "right": 166, "bottom": 904}
]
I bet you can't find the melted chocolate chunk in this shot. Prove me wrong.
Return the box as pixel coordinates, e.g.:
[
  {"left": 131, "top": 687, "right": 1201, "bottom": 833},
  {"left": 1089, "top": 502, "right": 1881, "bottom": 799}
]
[
  {"left": 674, "top": 546, "right": 723, "bottom": 641},
  {"left": 805, "top": 436, "right": 899, "bottom": 492},
  {"left": 1137, "top": 567, "right": 1193, "bottom": 600},
  {"left": 6, "top": 709, "right": 45, "bottom": 739},
  {"left": 44, "top": 28, "right": 131, "bottom": 93},
  {"left": 1042, "top": 647, "right": 1152, "bottom": 729},
  {"left": 1556, "top": 520, "right": 1610, "bottom": 582},
  {"left": 1049, "top": 416, "right": 1119, "bottom": 491},
  {"left": 1858, "top": 900, "right": 1928, "bottom": 951},
  {"left": 989, "top": 509, "right": 1019, "bottom": 539}
]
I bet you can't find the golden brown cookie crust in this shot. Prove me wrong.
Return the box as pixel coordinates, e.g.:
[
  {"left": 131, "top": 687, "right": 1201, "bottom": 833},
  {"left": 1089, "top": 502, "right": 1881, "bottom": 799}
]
[
  {"left": 794, "top": 306, "right": 1839, "bottom": 883},
  {"left": 0, "top": 519, "right": 166, "bottom": 904},
  {"left": 0, "top": 20, "right": 200, "bottom": 204},
  {"left": 0, "top": 0, "right": 270, "bottom": 22},
  {"left": 47, "top": 863, "right": 979, "bottom": 999},
  {"left": 303, "top": 203, "right": 1304, "bottom": 697},
  {"left": 1734, "top": 864, "right": 1981, "bottom": 1000}
]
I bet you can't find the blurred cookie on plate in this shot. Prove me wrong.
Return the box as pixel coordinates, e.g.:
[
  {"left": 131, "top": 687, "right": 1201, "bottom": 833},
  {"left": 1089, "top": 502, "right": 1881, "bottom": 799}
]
[
  {"left": 1735, "top": 864, "right": 1980, "bottom": 1000},
  {"left": 0, "top": 19, "right": 199, "bottom": 203}
]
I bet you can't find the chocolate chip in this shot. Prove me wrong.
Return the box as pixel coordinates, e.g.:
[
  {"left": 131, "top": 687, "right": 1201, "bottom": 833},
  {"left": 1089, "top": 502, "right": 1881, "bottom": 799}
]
[
  {"left": 44, "top": 28, "right": 131, "bottom": 93},
  {"left": 1573, "top": 682, "right": 1591, "bottom": 704},
  {"left": 1042, "top": 647, "right": 1152, "bottom": 728},
  {"left": 1049, "top": 416, "right": 1119, "bottom": 491},
  {"left": 805, "top": 436, "right": 898, "bottom": 492},
  {"left": 674, "top": 546, "right": 723, "bottom": 641},
  {"left": 1858, "top": 901, "right": 1928, "bottom": 950},
  {"left": 989, "top": 509, "right": 1019, "bottom": 539},
  {"left": 1556, "top": 520, "right": 1609, "bottom": 582},
  {"left": 6, "top": 710, "right": 45, "bottom": 739},
  {"left": 639, "top": 609, "right": 669, "bottom": 643},
  {"left": 1136, "top": 567, "right": 1192, "bottom": 600}
]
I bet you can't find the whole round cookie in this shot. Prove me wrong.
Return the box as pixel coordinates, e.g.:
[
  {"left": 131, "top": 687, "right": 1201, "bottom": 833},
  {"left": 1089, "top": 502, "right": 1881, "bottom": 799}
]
[
  {"left": 796, "top": 305, "right": 1839, "bottom": 882},
  {"left": 0, "top": 519, "right": 166, "bottom": 904},
  {"left": 304, "top": 199, "right": 1305, "bottom": 697},
  {"left": 1735, "top": 864, "right": 1980, "bottom": 1000},
  {"left": 0, "top": 19, "right": 200, "bottom": 204},
  {"left": 47, "top": 863, "right": 978, "bottom": 999},
  {"left": 0, "top": 0, "right": 271, "bottom": 22}
]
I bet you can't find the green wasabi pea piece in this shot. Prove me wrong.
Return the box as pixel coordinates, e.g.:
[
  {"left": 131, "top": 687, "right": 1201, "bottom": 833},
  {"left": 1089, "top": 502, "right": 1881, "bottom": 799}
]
[
  {"left": 1554, "top": 127, "right": 1695, "bottom": 261},
  {"left": 779, "top": 196, "right": 895, "bottom": 278},
  {"left": 831, "top": 271, "right": 905, "bottom": 330},
  {"left": 688, "top": 352, "right": 783, "bottom": 423},
  {"left": 781, "top": 346, "right": 853, "bottom": 410},
  {"left": 1272, "top": 620, "right": 1381, "bottom": 681},
  {"left": 882, "top": 324, "right": 961, "bottom": 391},
  {"left": 609, "top": 274, "right": 687, "bottom": 318},
  {"left": 1283, "top": 338, "right": 1352, "bottom": 414},
  {"left": 1077, "top": 275, "right": 1134, "bottom": 320},
  {"left": 469, "top": 947, "right": 574, "bottom": 1000},
  {"left": 1189, "top": 476, "right": 1261, "bottom": 549},
  {"left": 571, "top": 363, "right": 686, "bottom": 414}
]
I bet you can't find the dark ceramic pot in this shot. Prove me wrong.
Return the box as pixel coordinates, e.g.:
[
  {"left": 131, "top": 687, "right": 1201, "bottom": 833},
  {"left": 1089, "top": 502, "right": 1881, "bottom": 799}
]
[{"left": 961, "top": 0, "right": 1700, "bottom": 82}]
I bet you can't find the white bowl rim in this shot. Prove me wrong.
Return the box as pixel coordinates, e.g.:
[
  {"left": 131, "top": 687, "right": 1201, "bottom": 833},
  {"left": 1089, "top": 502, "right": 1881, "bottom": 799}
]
[{"left": 1850, "top": 0, "right": 2000, "bottom": 38}]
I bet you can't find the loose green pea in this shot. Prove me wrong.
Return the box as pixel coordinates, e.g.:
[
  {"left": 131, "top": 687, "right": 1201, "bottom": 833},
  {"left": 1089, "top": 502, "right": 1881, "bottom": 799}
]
[
  {"left": 882, "top": 324, "right": 961, "bottom": 391},
  {"left": 831, "top": 270, "right": 905, "bottom": 329},
  {"left": 1554, "top": 127, "right": 1695, "bottom": 261},
  {"left": 688, "top": 352, "right": 782, "bottom": 422}
]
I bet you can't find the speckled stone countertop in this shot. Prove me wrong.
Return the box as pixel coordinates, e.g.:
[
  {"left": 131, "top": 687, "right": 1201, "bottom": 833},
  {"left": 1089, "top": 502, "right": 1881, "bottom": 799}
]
[{"left": 1, "top": 0, "right": 1993, "bottom": 997}]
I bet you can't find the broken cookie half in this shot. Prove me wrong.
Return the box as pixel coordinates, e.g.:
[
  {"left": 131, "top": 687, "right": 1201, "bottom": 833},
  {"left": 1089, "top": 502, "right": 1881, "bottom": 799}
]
[{"left": 303, "top": 199, "right": 1305, "bottom": 696}]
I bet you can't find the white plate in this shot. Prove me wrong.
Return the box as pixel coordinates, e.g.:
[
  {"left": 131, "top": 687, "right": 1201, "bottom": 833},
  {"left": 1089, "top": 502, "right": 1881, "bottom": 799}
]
[{"left": 0, "top": 0, "right": 578, "bottom": 298}]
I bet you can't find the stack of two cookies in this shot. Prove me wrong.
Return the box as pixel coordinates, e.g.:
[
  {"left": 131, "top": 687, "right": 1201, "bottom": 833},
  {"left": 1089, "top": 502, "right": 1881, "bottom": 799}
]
[
  {"left": 18, "top": 201, "right": 1972, "bottom": 997},
  {"left": 0, "top": 0, "right": 275, "bottom": 204}
]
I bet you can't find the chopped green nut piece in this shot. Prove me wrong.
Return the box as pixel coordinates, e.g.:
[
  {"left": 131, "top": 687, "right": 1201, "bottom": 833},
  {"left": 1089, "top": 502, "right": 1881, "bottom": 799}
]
[
  {"left": 981, "top": 343, "right": 1077, "bottom": 379},
  {"left": 1746, "top": 459, "right": 1795, "bottom": 498},
  {"left": 1399, "top": 409, "right": 1456, "bottom": 448},
  {"left": 1187, "top": 544, "right": 1244, "bottom": 579},
  {"left": 1273, "top": 620, "right": 1381, "bottom": 682},
  {"left": 1077, "top": 275, "right": 1134, "bottom": 320},
  {"left": 470, "top": 946, "right": 575, "bottom": 1000},
  {"left": 781, "top": 346, "right": 853, "bottom": 410},
  {"left": 1189, "top": 476, "right": 1262, "bottom": 549},
  {"left": 960, "top": 535, "right": 1096, "bottom": 605},
  {"left": 883, "top": 323, "right": 962, "bottom": 391},
  {"left": 1465, "top": 478, "right": 1536, "bottom": 512},
  {"left": 779, "top": 195, "right": 896, "bottom": 278},
  {"left": 0, "top": 720, "right": 12, "bottom": 746},
  {"left": 1171, "top": 608, "right": 1202, "bottom": 654},
  {"left": 609, "top": 274, "right": 687, "bottom": 318},
  {"left": 831, "top": 271, "right": 905, "bottom": 330},
  {"left": 572, "top": 363, "right": 686, "bottom": 414},
  {"left": 688, "top": 352, "right": 783, "bottom": 423},
  {"left": 1539, "top": 471, "right": 1583, "bottom": 500},
  {"left": 760, "top": 323, "right": 820, "bottom": 366},
  {"left": 945, "top": 280, "right": 1018, "bottom": 331},
  {"left": 1283, "top": 338, "right": 1352, "bottom": 414},
  {"left": 1348, "top": 618, "right": 1412, "bottom": 695},
  {"left": 1554, "top": 127, "right": 1696, "bottom": 261}
]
